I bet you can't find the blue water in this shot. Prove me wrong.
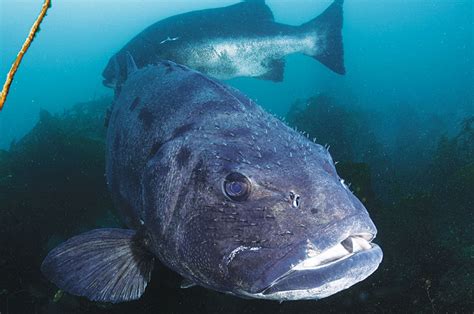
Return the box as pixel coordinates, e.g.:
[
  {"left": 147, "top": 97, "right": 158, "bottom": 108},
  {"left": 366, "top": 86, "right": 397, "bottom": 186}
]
[
  {"left": 1, "top": 0, "right": 471, "bottom": 148},
  {"left": 0, "top": 1, "right": 472, "bottom": 313}
]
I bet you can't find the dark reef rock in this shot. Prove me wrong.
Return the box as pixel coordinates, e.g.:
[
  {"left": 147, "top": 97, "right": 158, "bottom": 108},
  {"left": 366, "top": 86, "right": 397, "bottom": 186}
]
[{"left": 0, "top": 97, "right": 121, "bottom": 314}]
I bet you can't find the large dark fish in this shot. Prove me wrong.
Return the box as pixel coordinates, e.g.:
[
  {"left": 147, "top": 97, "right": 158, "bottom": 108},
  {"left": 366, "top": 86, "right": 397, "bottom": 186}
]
[
  {"left": 42, "top": 60, "right": 382, "bottom": 303},
  {"left": 102, "top": 0, "right": 345, "bottom": 88}
]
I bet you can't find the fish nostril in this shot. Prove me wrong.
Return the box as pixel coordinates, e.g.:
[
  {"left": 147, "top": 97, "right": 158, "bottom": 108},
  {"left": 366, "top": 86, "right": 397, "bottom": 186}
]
[
  {"left": 289, "top": 192, "right": 300, "bottom": 208},
  {"left": 310, "top": 208, "right": 318, "bottom": 214}
]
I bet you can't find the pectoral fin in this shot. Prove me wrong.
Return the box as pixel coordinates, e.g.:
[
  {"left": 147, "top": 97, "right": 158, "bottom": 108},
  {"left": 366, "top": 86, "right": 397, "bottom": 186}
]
[
  {"left": 41, "top": 228, "right": 154, "bottom": 303},
  {"left": 257, "top": 58, "right": 285, "bottom": 82}
]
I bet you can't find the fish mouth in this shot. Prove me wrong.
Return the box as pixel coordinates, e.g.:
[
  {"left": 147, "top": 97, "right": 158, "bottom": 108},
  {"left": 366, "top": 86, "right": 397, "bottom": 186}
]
[
  {"left": 290, "top": 233, "right": 376, "bottom": 272},
  {"left": 102, "top": 79, "right": 116, "bottom": 89},
  {"left": 243, "top": 231, "right": 383, "bottom": 300}
]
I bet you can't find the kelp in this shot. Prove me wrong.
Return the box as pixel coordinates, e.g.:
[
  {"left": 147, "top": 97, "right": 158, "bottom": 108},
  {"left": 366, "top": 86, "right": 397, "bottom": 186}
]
[
  {"left": 0, "top": 97, "right": 120, "bottom": 313},
  {"left": 286, "top": 95, "right": 473, "bottom": 312}
]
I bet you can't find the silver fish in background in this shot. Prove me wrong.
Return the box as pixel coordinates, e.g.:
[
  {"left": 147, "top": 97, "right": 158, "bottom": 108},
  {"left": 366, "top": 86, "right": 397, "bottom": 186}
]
[
  {"left": 102, "top": 0, "right": 345, "bottom": 88},
  {"left": 41, "top": 59, "right": 382, "bottom": 303}
]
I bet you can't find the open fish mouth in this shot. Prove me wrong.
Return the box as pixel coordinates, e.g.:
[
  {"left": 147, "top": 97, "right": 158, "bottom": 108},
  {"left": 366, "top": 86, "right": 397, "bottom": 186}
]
[
  {"left": 243, "top": 233, "right": 383, "bottom": 300},
  {"left": 291, "top": 234, "right": 375, "bottom": 271}
]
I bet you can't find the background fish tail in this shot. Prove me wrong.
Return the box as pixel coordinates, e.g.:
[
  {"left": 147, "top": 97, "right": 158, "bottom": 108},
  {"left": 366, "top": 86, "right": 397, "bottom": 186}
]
[{"left": 301, "top": 0, "right": 345, "bottom": 75}]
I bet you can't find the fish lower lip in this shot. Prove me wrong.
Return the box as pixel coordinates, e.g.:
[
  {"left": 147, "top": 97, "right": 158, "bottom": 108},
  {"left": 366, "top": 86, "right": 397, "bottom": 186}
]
[
  {"left": 259, "top": 233, "right": 376, "bottom": 292},
  {"left": 258, "top": 242, "right": 382, "bottom": 299},
  {"left": 254, "top": 233, "right": 381, "bottom": 299}
]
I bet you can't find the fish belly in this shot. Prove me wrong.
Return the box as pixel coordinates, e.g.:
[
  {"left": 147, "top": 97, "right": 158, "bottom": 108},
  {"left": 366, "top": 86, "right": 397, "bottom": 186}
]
[{"left": 184, "top": 35, "right": 315, "bottom": 80}]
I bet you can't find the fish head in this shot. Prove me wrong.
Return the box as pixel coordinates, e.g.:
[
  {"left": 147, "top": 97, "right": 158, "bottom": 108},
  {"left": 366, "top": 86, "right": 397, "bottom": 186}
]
[{"left": 165, "top": 111, "right": 382, "bottom": 300}]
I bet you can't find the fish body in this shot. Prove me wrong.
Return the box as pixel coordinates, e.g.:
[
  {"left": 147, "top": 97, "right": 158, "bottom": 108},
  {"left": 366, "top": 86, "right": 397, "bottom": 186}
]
[
  {"left": 102, "top": 0, "right": 345, "bottom": 88},
  {"left": 42, "top": 61, "right": 382, "bottom": 303}
]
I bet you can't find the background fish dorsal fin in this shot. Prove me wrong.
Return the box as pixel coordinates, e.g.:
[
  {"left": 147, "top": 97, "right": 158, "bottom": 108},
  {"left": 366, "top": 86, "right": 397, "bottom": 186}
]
[
  {"left": 230, "top": 0, "right": 274, "bottom": 22},
  {"left": 243, "top": 0, "right": 266, "bottom": 4}
]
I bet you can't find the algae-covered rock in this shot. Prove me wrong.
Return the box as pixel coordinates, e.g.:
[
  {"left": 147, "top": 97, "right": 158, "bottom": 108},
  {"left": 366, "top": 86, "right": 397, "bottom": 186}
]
[
  {"left": 336, "top": 162, "right": 374, "bottom": 205},
  {"left": 0, "top": 149, "right": 11, "bottom": 185},
  {"left": 445, "top": 162, "right": 474, "bottom": 206},
  {"left": 286, "top": 94, "right": 381, "bottom": 164},
  {"left": 0, "top": 97, "right": 120, "bottom": 314},
  {"left": 285, "top": 93, "right": 473, "bottom": 312},
  {"left": 287, "top": 94, "right": 357, "bottom": 162}
]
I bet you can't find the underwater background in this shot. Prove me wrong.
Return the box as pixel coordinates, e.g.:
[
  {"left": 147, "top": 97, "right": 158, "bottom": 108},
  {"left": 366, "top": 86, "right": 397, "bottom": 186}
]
[{"left": 0, "top": 0, "right": 472, "bottom": 313}]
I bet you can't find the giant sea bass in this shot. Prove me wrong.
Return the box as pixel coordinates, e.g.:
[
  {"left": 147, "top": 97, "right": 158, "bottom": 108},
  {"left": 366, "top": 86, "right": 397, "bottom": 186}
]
[{"left": 102, "top": 0, "right": 346, "bottom": 90}]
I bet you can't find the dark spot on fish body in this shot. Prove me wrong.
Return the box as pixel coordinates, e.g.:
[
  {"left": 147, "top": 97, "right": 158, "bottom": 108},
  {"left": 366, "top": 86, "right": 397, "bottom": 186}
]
[
  {"left": 139, "top": 108, "right": 154, "bottom": 130},
  {"left": 130, "top": 96, "right": 141, "bottom": 111},
  {"left": 176, "top": 146, "right": 192, "bottom": 169},
  {"left": 172, "top": 123, "right": 194, "bottom": 139},
  {"left": 311, "top": 208, "right": 319, "bottom": 214}
]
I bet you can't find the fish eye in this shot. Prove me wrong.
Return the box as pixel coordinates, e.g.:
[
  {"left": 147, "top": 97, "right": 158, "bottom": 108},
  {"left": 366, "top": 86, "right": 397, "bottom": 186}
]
[{"left": 223, "top": 172, "right": 251, "bottom": 201}]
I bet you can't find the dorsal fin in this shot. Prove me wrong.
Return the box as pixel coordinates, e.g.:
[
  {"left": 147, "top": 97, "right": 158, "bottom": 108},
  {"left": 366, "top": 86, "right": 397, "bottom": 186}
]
[
  {"left": 230, "top": 0, "right": 274, "bottom": 22},
  {"left": 125, "top": 51, "right": 138, "bottom": 76}
]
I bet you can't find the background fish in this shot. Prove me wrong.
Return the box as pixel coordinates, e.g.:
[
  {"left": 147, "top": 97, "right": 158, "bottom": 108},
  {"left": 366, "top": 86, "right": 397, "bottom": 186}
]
[
  {"left": 102, "top": 0, "right": 345, "bottom": 88},
  {"left": 41, "top": 61, "right": 381, "bottom": 303}
]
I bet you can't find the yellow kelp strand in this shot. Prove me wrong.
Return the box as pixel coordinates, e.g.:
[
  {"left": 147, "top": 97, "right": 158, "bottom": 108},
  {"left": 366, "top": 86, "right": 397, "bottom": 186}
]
[{"left": 0, "top": 0, "right": 52, "bottom": 111}]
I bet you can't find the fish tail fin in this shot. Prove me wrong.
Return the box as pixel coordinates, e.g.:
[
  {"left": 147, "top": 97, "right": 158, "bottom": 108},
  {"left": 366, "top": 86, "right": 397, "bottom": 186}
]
[
  {"left": 41, "top": 228, "right": 155, "bottom": 303},
  {"left": 301, "top": 0, "right": 345, "bottom": 75}
]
